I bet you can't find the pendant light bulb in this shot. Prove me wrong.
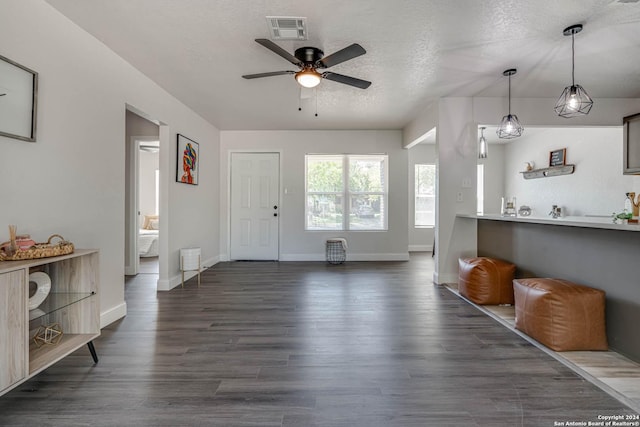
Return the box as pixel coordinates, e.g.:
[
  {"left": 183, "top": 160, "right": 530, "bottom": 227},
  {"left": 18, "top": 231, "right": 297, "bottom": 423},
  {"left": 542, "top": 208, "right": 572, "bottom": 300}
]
[
  {"left": 554, "top": 24, "right": 593, "bottom": 118},
  {"left": 497, "top": 69, "right": 524, "bottom": 139},
  {"left": 479, "top": 126, "right": 488, "bottom": 159}
]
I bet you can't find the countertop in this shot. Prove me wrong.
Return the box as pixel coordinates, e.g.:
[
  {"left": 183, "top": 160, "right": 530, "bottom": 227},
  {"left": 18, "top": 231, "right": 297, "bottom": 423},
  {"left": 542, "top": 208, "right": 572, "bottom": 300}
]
[{"left": 456, "top": 213, "right": 640, "bottom": 232}]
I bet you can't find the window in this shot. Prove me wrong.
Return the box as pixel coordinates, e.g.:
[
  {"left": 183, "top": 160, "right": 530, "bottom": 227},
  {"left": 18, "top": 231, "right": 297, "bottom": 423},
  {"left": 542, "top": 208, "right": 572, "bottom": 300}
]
[
  {"left": 306, "top": 154, "right": 388, "bottom": 231},
  {"left": 477, "top": 164, "right": 484, "bottom": 215},
  {"left": 415, "top": 164, "right": 436, "bottom": 227}
]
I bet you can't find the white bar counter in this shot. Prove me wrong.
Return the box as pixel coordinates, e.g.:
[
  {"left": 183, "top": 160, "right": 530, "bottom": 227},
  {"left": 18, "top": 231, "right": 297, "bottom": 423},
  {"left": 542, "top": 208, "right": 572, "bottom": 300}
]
[
  {"left": 457, "top": 213, "right": 640, "bottom": 232},
  {"left": 461, "top": 213, "right": 640, "bottom": 364}
]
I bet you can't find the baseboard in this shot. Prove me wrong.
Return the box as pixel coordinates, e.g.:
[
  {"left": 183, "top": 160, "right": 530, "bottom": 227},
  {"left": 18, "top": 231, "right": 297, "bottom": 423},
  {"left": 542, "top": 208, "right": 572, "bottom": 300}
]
[
  {"left": 408, "top": 245, "right": 433, "bottom": 252},
  {"left": 434, "top": 272, "right": 457, "bottom": 285},
  {"left": 100, "top": 302, "right": 127, "bottom": 328},
  {"left": 202, "top": 255, "right": 220, "bottom": 270},
  {"left": 158, "top": 256, "right": 219, "bottom": 291},
  {"left": 280, "top": 253, "right": 325, "bottom": 261},
  {"left": 280, "top": 252, "right": 410, "bottom": 261}
]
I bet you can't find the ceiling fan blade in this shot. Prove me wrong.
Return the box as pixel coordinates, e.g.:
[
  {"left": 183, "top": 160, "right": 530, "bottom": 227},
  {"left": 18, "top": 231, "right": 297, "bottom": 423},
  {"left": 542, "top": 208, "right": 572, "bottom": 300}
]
[
  {"left": 317, "top": 44, "right": 366, "bottom": 68},
  {"left": 255, "top": 39, "right": 302, "bottom": 66},
  {"left": 242, "top": 71, "right": 295, "bottom": 79},
  {"left": 322, "top": 72, "right": 371, "bottom": 89}
]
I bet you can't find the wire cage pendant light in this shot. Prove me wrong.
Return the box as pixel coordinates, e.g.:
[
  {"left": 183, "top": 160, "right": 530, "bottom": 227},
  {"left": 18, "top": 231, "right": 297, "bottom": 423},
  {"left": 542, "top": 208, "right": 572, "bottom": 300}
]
[
  {"left": 497, "top": 69, "right": 524, "bottom": 139},
  {"left": 478, "top": 126, "right": 488, "bottom": 159},
  {"left": 554, "top": 24, "right": 593, "bottom": 118}
]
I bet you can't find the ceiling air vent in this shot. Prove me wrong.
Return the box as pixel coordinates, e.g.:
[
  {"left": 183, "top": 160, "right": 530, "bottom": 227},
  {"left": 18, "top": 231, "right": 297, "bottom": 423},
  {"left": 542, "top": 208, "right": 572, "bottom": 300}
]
[{"left": 266, "top": 16, "right": 307, "bottom": 40}]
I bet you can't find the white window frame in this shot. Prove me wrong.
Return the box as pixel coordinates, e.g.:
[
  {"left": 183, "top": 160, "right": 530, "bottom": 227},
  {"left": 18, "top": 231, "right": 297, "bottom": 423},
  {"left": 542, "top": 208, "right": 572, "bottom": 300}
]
[
  {"left": 305, "top": 154, "right": 389, "bottom": 231},
  {"left": 414, "top": 163, "right": 436, "bottom": 228}
]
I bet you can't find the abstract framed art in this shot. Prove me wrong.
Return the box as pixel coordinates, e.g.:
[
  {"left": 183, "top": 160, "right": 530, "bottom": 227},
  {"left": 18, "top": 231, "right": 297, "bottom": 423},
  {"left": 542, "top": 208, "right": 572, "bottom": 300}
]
[
  {"left": 176, "top": 134, "right": 199, "bottom": 185},
  {"left": 0, "top": 54, "right": 38, "bottom": 142}
]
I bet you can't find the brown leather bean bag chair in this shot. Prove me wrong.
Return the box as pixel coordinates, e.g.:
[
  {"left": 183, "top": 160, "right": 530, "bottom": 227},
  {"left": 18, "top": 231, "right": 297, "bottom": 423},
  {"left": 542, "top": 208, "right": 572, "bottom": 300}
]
[
  {"left": 458, "top": 257, "right": 516, "bottom": 305},
  {"left": 513, "top": 278, "right": 608, "bottom": 351}
]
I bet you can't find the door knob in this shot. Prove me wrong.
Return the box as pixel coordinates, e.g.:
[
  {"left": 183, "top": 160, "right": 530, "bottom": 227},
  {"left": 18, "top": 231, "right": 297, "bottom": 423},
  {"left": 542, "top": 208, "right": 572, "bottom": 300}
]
[
  {"left": 273, "top": 213, "right": 278, "bottom": 217},
  {"left": 273, "top": 205, "right": 278, "bottom": 209}
]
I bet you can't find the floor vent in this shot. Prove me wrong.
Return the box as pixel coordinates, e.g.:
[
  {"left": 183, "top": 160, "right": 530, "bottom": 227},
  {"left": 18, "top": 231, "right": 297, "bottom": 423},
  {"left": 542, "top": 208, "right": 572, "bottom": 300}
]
[{"left": 266, "top": 16, "right": 307, "bottom": 40}]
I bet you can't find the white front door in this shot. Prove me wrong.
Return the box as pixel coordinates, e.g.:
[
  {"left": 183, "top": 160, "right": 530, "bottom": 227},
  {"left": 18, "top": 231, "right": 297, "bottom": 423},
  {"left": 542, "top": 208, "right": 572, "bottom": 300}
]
[{"left": 230, "top": 153, "right": 280, "bottom": 260}]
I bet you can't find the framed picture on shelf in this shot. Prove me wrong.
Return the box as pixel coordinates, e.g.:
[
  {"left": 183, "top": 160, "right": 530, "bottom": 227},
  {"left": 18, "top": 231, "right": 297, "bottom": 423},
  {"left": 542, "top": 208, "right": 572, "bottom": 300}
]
[
  {"left": 549, "top": 148, "right": 566, "bottom": 167},
  {"left": 0, "top": 54, "right": 38, "bottom": 142},
  {"left": 176, "top": 134, "right": 199, "bottom": 185}
]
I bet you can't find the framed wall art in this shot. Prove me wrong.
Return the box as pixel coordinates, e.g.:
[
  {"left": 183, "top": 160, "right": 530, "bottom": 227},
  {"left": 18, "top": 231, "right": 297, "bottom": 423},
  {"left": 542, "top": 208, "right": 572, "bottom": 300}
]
[
  {"left": 0, "top": 54, "right": 38, "bottom": 142},
  {"left": 176, "top": 134, "right": 199, "bottom": 185},
  {"left": 549, "top": 148, "right": 567, "bottom": 167}
]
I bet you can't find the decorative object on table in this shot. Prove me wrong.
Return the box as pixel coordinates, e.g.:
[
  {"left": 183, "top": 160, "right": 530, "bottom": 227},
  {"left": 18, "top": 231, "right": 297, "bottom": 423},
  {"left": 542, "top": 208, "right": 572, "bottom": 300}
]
[
  {"left": 28, "top": 271, "right": 52, "bottom": 311},
  {"left": 496, "top": 69, "right": 524, "bottom": 139},
  {"left": 525, "top": 161, "right": 534, "bottom": 171},
  {"left": 2, "top": 225, "right": 18, "bottom": 258},
  {"left": 549, "top": 148, "right": 567, "bottom": 167},
  {"left": 33, "top": 323, "right": 63, "bottom": 347},
  {"left": 554, "top": 24, "right": 593, "bottom": 118},
  {"left": 176, "top": 134, "right": 199, "bottom": 185},
  {"left": 613, "top": 211, "right": 633, "bottom": 224},
  {"left": 180, "top": 247, "right": 201, "bottom": 288},
  {"left": 549, "top": 205, "right": 562, "bottom": 219},
  {"left": 0, "top": 234, "right": 74, "bottom": 261},
  {"left": 501, "top": 196, "right": 517, "bottom": 217},
  {"left": 518, "top": 205, "right": 532, "bottom": 216},
  {"left": 15, "top": 234, "right": 35, "bottom": 250},
  {"left": 478, "top": 126, "right": 488, "bottom": 159},
  {"left": 0, "top": 54, "right": 38, "bottom": 142},
  {"left": 626, "top": 192, "right": 640, "bottom": 217}
]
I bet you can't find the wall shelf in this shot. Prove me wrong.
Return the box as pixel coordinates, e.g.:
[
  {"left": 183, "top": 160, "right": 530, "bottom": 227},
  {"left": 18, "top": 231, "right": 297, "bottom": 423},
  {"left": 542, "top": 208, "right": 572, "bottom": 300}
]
[{"left": 520, "top": 164, "right": 575, "bottom": 179}]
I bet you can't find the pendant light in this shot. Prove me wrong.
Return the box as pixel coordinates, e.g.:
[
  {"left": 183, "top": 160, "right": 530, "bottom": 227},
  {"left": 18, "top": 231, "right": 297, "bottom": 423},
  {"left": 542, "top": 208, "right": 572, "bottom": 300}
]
[
  {"left": 497, "top": 69, "right": 524, "bottom": 139},
  {"left": 554, "top": 24, "right": 593, "bottom": 118},
  {"left": 478, "top": 126, "right": 488, "bottom": 159}
]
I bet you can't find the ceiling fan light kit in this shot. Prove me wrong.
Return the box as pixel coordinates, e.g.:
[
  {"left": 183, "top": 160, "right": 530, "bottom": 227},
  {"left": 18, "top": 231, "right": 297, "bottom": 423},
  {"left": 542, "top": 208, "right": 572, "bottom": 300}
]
[
  {"left": 295, "top": 67, "right": 322, "bottom": 88},
  {"left": 554, "top": 24, "right": 593, "bottom": 118},
  {"left": 497, "top": 69, "right": 524, "bottom": 139}
]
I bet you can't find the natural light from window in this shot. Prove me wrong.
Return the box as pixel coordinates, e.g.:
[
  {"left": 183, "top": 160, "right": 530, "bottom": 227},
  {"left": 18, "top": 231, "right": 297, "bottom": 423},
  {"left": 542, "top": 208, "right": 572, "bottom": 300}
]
[
  {"left": 415, "top": 164, "right": 435, "bottom": 227},
  {"left": 305, "top": 154, "right": 388, "bottom": 231}
]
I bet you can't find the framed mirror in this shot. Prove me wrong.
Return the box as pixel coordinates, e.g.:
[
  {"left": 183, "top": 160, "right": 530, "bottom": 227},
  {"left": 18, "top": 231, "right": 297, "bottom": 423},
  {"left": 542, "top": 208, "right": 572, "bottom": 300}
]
[{"left": 0, "top": 54, "right": 38, "bottom": 142}]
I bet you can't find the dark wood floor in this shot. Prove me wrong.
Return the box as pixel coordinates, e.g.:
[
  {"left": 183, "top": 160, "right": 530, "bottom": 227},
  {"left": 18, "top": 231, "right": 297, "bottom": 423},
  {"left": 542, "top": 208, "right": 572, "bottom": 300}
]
[{"left": 1, "top": 254, "right": 635, "bottom": 426}]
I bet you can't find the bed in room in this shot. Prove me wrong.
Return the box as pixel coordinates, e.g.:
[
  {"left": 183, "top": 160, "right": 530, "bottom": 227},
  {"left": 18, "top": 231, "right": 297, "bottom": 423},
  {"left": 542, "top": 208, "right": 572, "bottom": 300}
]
[{"left": 139, "top": 215, "right": 159, "bottom": 258}]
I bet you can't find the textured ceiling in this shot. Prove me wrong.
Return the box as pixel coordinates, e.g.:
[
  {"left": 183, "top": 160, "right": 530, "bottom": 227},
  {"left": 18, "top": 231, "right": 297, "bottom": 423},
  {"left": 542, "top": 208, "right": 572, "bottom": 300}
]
[{"left": 46, "top": 0, "right": 640, "bottom": 131}]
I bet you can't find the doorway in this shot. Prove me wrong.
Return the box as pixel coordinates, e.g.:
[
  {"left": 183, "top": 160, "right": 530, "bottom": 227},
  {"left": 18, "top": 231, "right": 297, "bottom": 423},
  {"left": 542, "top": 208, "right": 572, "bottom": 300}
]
[
  {"left": 124, "top": 109, "right": 160, "bottom": 276},
  {"left": 229, "top": 152, "right": 280, "bottom": 260}
]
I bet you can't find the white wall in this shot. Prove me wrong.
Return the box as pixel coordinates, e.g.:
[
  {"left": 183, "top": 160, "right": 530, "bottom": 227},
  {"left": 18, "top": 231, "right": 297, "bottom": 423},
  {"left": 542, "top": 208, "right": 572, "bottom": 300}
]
[
  {"left": 434, "top": 98, "right": 478, "bottom": 284},
  {"left": 504, "top": 127, "right": 640, "bottom": 217},
  {"left": 408, "top": 144, "right": 435, "bottom": 251},
  {"left": 0, "top": 0, "right": 220, "bottom": 326},
  {"left": 220, "top": 130, "right": 409, "bottom": 261}
]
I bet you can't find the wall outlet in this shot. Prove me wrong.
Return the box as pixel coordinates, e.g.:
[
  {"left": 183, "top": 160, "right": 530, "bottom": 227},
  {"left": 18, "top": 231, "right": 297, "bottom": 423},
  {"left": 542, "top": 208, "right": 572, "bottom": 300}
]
[
  {"left": 462, "top": 178, "right": 472, "bottom": 188},
  {"left": 456, "top": 192, "right": 464, "bottom": 202}
]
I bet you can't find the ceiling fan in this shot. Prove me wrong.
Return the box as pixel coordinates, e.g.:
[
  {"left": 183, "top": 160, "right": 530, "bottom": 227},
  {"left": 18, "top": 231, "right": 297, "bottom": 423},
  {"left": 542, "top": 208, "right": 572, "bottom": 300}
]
[{"left": 242, "top": 39, "right": 371, "bottom": 89}]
